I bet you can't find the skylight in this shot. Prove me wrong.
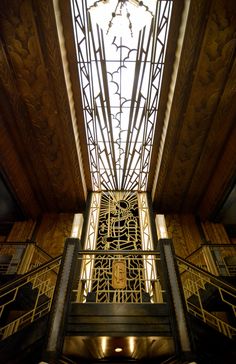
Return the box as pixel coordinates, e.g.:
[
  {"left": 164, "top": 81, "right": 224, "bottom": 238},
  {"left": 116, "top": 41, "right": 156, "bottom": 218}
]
[{"left": 71, "top": 0, "right": 173, "bottom": 191}]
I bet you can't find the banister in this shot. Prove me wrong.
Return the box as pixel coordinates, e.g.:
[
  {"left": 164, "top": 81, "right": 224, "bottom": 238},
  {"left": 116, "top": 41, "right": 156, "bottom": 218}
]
[
  {"left": 0, "top": 255, "right": 62, "bottom": 293},
  {"left": 176, "top": 255, "right": 236, "bottom": 295}
]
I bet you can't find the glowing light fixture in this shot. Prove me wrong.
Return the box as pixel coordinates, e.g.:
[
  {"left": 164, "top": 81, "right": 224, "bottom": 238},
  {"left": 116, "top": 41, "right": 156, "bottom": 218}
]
[
  {"left": 115, "top": 347, "right": 123, "bottom": 352},
  {"left": 89, "top": 0, "right": 154, "bottom": 37},
  {"left": 101, "top": 337, "right": 107, "bottom": 355},
  {"left": 129, "top": 337, "right": 135, "bottom": 354}
]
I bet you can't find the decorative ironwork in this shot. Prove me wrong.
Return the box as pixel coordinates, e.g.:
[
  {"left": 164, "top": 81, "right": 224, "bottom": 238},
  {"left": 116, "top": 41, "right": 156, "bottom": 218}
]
[
  {"left": 177, "top": 256, "right": 236, "bottom": 340},
  {"left": 0, "top": 243, "right": 25, "bottom": 274},
  {"left": 0, "top": 257, "right": 61, "bottom": 340},
  {"left": 91, "top": 192, "right": 146, "bottom": 302},
  {"left": 112, "top": 259, "right": 127, "bottom": 288},
  {"left": 186, "top": 244, "right": 236, "bottom": 277},
  {"left": 71, "top": 0, "right": 173, "bottom": 190},
  {"left": 0, "top": 242, "right": 53, "bottom": 275},
  {"left": 75, "top": 251, "right": 162, "bottom": 303},
  {"left": 77, "top": 192, "right": 164, "bottom": 303}
]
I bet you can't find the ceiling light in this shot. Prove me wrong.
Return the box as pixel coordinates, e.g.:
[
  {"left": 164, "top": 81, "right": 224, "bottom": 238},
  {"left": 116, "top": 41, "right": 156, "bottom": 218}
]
[
  {"left": 101, "top": 337, "right": 107, "bottom": 354},
  {"left": 129, "top": 337, "right": 135, "bottom": 353},
  {"left": 89, "top": 0, "right": 154, "bottom": 37},
  {"left": 115, "top": 347, "right": 123, "bottom": 352}
]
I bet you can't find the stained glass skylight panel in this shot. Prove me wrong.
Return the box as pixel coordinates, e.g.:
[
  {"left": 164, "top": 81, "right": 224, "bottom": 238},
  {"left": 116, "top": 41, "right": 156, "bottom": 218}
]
[{"left": 71, "top": 0, "right": 173, "bottom": 190}]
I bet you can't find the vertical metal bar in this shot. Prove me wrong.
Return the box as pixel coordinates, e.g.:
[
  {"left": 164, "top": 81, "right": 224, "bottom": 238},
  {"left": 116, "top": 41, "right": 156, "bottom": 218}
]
[
  {"left": 41, "top": 238, "right": 80, "bottom": 363},
  {"left": 159, "top": 238, "right": 196, "bottom": 362}
]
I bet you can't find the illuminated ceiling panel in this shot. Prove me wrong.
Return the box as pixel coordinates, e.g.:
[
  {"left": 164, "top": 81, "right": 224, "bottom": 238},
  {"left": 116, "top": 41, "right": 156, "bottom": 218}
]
[{"left": 71, "top": 0, "right": 173, "bottom": 191}]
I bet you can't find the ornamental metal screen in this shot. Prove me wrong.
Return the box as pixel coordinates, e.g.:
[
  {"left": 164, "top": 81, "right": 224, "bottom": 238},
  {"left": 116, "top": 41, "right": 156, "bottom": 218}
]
[
  {"left": 91, "top": 192, "right": 145, "bottom": 302},
  {"left": 76, "top": 192, "right": 163, "bottom": 304},
  {"left": 71, "top": 0, "right": 173, "bottom": 190}
]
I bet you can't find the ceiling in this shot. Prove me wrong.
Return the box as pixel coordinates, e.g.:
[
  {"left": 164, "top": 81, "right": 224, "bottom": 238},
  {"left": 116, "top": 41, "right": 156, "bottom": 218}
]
[
  {"left": 63, "top": 335, "right": 174, "bottom": 363},
  {"left": 0, "top": 0, "right": 236, "bottom": 221}
]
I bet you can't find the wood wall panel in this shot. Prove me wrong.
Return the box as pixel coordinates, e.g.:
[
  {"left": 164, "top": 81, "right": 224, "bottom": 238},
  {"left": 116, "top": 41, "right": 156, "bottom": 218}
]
[
  {"left": 0, "top": 0, "right": 87, "bottom": 215},
  {"left": 151, "top": 0, "right": 212, "bottom": 208},
  {"left": 201, "top": 222, "right": 230, "bottom": 244},
  {"left": 166, "top": 214, "right": 202, "bottom": 258},
  {"left": 0, "top": 86, "right": 41, "bottom": 218},
  {"left": 199, "top": 124, "right": 236, "bottom": 220},
  {"left": 166, "top": 214, "right": 232, "bottom": 258},
  {"left": 35, "top": 213, "right": 74, "bottom": 257},
  {"left": 7, "top": 220, "right": 36, "bottom": 242},
  {"left": 152, "top": 0, "right": 236, "bottom": 218}
]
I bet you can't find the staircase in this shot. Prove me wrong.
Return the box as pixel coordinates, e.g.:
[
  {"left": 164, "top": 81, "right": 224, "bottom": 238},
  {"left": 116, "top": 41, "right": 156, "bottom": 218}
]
[
  {"left": 177, "top": 256, "right": 236, "bottom": 340},
  {"left": 0, "top": 242, "right": 236, "bottom": 363},
  {"left": 0, "top": 249, "right": 61, "bottom": 364}
]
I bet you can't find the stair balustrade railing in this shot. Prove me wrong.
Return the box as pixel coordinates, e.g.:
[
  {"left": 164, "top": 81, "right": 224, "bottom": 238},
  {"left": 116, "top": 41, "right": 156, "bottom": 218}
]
[
  {"left": 177, "top": 256, "right": 236, "bottom": 339},
  {"left": 0, "top": 241, "right": 54, "bottom": 275},
  {"left": 184, "top": 244, "right": 236, "bottom": 277},
  {"left": 0, "top": 255, "right": 61, "bottom": 340}
]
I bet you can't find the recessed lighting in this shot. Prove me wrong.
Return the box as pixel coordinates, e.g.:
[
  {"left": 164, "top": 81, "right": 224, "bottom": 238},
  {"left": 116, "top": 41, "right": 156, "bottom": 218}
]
[{"left": 115, "top": 347, "right": 123, "bottom": 353}]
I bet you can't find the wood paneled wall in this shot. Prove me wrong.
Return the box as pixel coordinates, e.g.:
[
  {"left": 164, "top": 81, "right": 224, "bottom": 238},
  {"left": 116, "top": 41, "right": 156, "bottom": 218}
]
[
  {"left": 201, "top": 222, "right": 230, "bottom": 244},
  {"left": 7, "top": 220, "right": 36, "bottom": 242},
  {"left": 165, "top": 214, "right": 232, "bottom": 258},
  {"left": 165, "top": 214, "right": 202, "bottom": 258},
  {"left": 7, "top": 213, "right": 74, "bottom": 257},
  {"left": 35, "top": 213, "right": 74, "bottom": 257}
]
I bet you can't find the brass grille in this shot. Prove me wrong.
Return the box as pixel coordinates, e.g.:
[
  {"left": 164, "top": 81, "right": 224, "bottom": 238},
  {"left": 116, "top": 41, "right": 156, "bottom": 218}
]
[{"left": 76, "top": 192, "right": 164, "bottom": 303}]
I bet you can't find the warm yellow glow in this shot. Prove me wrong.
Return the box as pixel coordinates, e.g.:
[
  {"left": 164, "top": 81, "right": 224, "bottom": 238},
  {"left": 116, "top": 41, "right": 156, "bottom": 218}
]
[
  {"left": 156, "top": 214, "right": 169, "bottom": 239},
  {"left": 129, "top": 337, "right": 135, "bottom": 354},
  {"left": 89, "top": 0, "right": 153, "bottom": 38},
  {"left": 71, "top": 213, "right": 83, "bottom": 238},
  {"left": 115, "top": 347, "right": 123, "bottom": 352},
  {"left": 101, "top": 337, "right": 107, "bottom": 354}
]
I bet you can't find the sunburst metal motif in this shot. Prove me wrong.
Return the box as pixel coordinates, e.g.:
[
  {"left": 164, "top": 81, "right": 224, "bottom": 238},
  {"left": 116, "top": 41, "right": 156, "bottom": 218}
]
[{"left": 71, "top": 0, "right": 172, "bottom": 190}]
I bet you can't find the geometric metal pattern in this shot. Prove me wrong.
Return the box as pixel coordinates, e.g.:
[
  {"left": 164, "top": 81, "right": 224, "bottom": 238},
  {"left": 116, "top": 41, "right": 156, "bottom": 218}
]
[
  {"left": 91, "top": 191, "right": 146, "bottom": 302},
  {"left": 77, "top": 192, "right": 162, "bottom": 303},
  {"left": 0, "top": 256, "right": 61, "bottom": 340},
  {"left": 71, "top": 0, "right": 173, "bottom": 190},
  {"left": 177, "top": 256, "right": 236, "bottom": 340}
]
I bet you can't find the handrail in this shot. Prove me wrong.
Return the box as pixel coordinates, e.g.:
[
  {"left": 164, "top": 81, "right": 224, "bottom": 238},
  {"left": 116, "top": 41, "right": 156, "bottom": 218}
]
[
  {"left": 177, "top": 255, "right": 236, "bottom": 340},
  {"left": 0, "top": 255, "right": 62, "bottom": 293},
  {"left": 176, "top": 255, "right": 236, "bottom": 294},
  {"left": 0, "top": 254, "right": 62, "bottom": 340},
  {"left": 33, "top": 243, "right": 54, "bottom": 260},
  {"left": 0, "top": 241, "right": 31, "bottom": 245},
  {"left": 0, "top": 240, "right": 54, "bottom": 259},
  {"left": 78, "top": 249, "right": 161, "bottom": 255},
  {"left": 184, "top": 243, "right": 236, "bottom": 261},
  {"left": 0, "top": 241, "right": 55, "bottom": 275}
]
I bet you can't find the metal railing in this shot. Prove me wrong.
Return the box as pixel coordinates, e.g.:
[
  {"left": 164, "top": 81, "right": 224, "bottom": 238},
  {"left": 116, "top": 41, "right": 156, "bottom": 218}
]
[
  {"left": 0, "top": 242, "right": 26, "bottom": 274},
  {"left": 177, "top": 256, "right": 236, "bottom": 339},
  {"left": 73, "top": 250, "right": 165, "bottom": 304},
  {"left": 185, "top": 244, "right": 236, "bottom": 277},
  {"left": 0, "top": 242, "right": 54, "bottom": 275},
  {"left": 27, "top": 243, "right": 54, "bottom": 271},
  {"left": 0, "top": 256, "right": 61, "bottom": 340}
]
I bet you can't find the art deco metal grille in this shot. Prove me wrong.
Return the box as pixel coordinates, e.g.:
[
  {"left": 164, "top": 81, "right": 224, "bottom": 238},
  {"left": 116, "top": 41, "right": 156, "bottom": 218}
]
[
  {"left": 71, "top": 0, "right": 173, "bottom": 190},
  {"left": 91, "top": 191, "right": 145, "bottom": 302},
  {"left": 77, "top": 192, "right": 162, "bottom": 304}
]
